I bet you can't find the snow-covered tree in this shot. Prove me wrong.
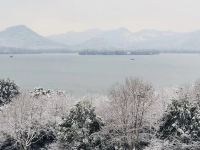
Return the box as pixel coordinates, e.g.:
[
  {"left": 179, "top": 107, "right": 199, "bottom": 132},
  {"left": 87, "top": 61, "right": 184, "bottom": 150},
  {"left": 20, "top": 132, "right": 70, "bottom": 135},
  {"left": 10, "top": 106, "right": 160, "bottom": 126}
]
[
  {"left": 159, "top": 98, "right": 200, "bottom": 144},
  {"left": 108, "top": 78, "right": 156, "bottom": 150},
  {"left": 58, "top": 100, "right": 104, "bottom": 149},
  {"left": 0, "top": 79, "right": 19, "bottom": 106},
  {"left": 0, "top": 93, "right": 58, "bottom": 150}
]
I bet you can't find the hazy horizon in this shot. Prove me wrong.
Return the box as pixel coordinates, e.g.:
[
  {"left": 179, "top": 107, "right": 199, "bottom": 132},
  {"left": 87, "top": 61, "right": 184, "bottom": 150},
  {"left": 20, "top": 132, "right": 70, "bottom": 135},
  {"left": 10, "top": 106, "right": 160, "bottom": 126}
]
[
  {"left": 2, "top": 24, "right": 200, "bottom": 37},
  {"left": 1, "top": 0, "right": 200, "bottom": 35}
]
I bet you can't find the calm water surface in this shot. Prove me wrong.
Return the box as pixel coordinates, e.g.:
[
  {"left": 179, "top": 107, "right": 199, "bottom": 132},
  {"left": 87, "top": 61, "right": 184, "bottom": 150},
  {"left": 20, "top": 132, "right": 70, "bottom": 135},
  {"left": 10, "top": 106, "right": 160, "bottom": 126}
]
[{"left": 0, "top": 53, "right": 200, "bottom": 94}]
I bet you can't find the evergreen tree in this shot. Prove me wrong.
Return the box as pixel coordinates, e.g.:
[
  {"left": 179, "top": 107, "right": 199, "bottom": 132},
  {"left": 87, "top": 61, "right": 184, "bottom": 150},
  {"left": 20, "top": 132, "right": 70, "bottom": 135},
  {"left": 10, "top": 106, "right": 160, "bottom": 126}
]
[
  {"left": 58, "top": 100, "right": 104, "bottom": 149},
  {"left": 159, "top": 98, "right": 200, "bottom": 143},
  {"left": 0, "top": 79, "right": 19, "bottom": 106}
]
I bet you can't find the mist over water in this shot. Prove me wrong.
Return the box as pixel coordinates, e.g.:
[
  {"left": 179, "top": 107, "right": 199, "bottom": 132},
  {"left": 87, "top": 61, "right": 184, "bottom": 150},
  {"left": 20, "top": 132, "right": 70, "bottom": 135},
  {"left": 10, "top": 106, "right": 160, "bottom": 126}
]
[{"left": 1, "top": 53, "right": 200, "bottom": 94}]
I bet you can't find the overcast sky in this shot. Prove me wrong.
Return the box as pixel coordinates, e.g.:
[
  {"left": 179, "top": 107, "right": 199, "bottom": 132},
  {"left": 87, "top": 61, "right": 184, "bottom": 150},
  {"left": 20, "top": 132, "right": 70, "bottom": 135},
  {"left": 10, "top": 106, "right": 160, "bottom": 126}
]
[{"left": 0, "top": 0, "right": 199, "bottom": 35}]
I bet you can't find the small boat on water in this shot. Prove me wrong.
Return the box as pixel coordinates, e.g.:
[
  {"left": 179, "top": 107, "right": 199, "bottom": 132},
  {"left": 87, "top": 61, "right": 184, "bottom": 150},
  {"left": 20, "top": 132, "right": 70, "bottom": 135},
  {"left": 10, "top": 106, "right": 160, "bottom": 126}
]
[
  {"left": 9, "top": 55, "right": 13, "bottom": 58},
  {"left": 130, "top": 58, "right": 135, "bottom": 61}
]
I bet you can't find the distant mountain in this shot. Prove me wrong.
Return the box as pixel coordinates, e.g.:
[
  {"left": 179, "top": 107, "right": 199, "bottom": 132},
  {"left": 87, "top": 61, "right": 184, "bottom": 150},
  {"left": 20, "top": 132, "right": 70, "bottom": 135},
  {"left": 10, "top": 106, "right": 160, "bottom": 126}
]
[
  {"left": 48, "top": 28, "right": 133, "bottom": 50},
  {"left": 48, "top": 29, "right": 103, "bottom": 46},
  {"left": 48, "top": 28, "right": 200, "bottom": 51},
  {"left": 0, "top": 25, "right": 66, "bottom": 50},
  {"left": 1, "top": 25, "right": 200, "bottom": 52}
]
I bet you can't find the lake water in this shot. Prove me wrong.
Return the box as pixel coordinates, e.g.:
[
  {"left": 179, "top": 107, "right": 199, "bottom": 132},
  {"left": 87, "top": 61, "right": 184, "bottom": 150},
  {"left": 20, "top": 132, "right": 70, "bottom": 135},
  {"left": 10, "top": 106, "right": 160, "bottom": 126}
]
[{"left": 1, "top": 53, "right": 200, "bottom": 94}]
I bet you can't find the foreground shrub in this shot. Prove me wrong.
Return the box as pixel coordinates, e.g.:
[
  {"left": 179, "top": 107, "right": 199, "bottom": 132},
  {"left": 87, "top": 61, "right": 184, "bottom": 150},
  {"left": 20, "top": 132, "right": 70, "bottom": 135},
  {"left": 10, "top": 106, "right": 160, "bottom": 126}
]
[
  {"left": 0, "top": 124, "right": 55, "bottom": 150},
  {"left": 158, "top": 98, "right": 200, "bottom": 144},
  {"left": 0, "top": 133, "right": 18, "bottom": 150},
  {"left": 0, "top": 93, "right": 58, "bottom": 150},
  {"left": 0, "top": 79, "right": 19, "bottom": 106},
  {"left": 58, "top": 100, "right": 104, "bottom": 149}
]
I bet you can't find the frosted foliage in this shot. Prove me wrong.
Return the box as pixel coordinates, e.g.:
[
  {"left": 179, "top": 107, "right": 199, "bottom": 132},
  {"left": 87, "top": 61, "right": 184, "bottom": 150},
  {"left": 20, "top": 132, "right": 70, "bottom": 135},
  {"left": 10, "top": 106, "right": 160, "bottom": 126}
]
[
  {"left": 0, "top": 90, "right": 74, "bottom": 149},
  {"left": 58, "top": 100, "right": 104, "bottom": 149},
  {"left": 105, "top": 78, "right": 156, "bottom": 149},
  {"left": 159, "top": 98, "right": 200, "bottom": 143},
  {"left": 0, "top": 79, "right": 19, "bottom": 105}
]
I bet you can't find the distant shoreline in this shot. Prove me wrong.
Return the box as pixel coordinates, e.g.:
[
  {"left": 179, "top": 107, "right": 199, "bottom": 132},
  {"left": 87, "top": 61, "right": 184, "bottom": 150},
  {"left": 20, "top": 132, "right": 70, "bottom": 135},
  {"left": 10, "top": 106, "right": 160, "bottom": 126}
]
[
  {"left": 78, "top": 50, "right": 200, "bottom": 55},
  {"left": 1, "top": 49, "right": 200, "bottom": 55}
]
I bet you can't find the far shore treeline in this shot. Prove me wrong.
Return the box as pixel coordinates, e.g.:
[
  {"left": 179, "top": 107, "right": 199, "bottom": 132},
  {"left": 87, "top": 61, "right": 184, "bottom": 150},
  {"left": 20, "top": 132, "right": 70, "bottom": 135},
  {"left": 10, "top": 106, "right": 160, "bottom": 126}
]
[{"left": 2, "top": 47, "right": 200, "bottom": 55}]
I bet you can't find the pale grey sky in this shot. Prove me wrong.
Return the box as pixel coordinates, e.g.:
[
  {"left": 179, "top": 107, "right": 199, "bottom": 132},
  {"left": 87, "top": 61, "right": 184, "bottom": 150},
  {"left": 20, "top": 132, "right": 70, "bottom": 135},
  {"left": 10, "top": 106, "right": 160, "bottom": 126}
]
[{"left": 0, "top": 0, "right": 200, "bottom": 35}]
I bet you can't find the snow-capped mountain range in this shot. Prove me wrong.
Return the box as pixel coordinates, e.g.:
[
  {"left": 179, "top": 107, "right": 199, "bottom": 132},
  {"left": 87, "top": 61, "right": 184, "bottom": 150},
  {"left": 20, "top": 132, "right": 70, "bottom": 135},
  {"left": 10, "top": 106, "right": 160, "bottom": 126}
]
[{"left": 1, "top": 25, "right": 200, "bottom": 52}]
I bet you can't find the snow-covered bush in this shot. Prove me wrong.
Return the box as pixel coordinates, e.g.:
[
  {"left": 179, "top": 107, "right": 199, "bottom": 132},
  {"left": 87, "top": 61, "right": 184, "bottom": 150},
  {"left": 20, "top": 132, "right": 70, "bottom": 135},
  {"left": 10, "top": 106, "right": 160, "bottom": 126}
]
[
  {"left": 58, "top": 100, "right": 104, "bottom": 149},
  {"left": 158, "top": 98, "right": 200, "bottom": 144},
  {"left": 0, "top": 133, "right": 17, "bottom": 150},
  {"left": 0, "top": 79, "right": 19, "bottom": 106},
  {"left": 0, "top": 124, "right": 56, "bottom": 150},
  {"left": 143, "top": 139, "right": 163, "bottom": 150},
  {"left": 0, "top": 92, "right": 71, "bottom": 150},
  {"left": 31, "top": 87, "right": 52, "bottom": 98}
]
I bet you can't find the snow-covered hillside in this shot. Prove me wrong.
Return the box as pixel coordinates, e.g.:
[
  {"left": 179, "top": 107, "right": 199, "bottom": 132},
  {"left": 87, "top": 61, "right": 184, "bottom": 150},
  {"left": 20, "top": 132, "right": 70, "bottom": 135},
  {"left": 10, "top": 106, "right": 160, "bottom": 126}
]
[
  {"left": 1, "top": 25, "right": 200, "bottom": 51},
  {"left": 0, "top": 25, "right": 66, "bottom": 50},
  {"left": 49, "top": 28, "right": 200, "bottom": 51}
]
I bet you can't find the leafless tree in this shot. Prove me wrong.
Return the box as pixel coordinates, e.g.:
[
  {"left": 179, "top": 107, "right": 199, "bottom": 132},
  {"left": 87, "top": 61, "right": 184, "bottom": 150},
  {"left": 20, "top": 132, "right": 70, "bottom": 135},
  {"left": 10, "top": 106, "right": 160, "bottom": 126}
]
[
  {"left": 0, "top": 90, "right": 74, "bottom": 150},
  {"left": 109, "top": 78, "right": 156, "bottom": 150}
]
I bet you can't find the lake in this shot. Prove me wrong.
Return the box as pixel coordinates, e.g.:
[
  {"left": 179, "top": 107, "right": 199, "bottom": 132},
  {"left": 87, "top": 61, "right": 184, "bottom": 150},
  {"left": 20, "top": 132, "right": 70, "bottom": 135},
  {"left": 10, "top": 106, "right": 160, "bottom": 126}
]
[{"left": 0, "top": 53, "right": 200, "bottom": 94}]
